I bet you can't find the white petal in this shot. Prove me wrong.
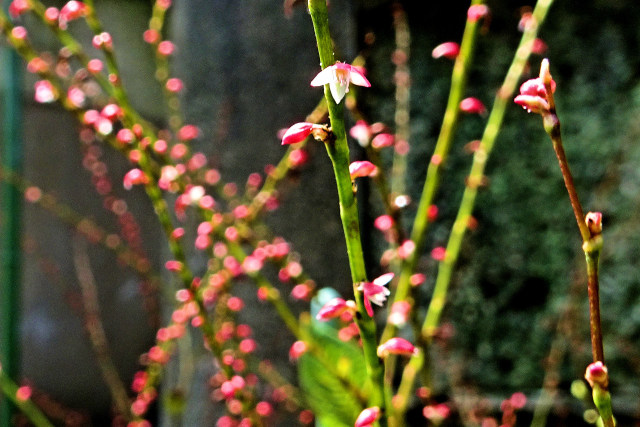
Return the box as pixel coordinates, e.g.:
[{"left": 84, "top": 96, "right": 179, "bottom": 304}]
[
  {"left": 310, "top": 66, "right": 335, "bottom": 87},
  {"left": 329, "top": 82, "right": 347, "bottom": 104},
  {"left": 373, "top": 272, "right": 394, "bottom": 287},
  {"left": 348, "top": 66, "right": 371, "bottom": 87}
]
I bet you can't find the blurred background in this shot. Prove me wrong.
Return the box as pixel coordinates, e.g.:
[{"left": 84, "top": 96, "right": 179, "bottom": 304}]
[{"left": 2, "top": 0, "right": 640, "bottom": 425}]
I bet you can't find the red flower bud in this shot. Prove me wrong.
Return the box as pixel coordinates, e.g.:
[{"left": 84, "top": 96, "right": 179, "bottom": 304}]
[
  {"left": 585, "top": 361, "right": 609, "bottom": 388},
  {"left": 459, "top": 97, "right": 486, "bottom": 115},
  {"left": 349, "top": 160, "right": 378, "bottom": 179},
  {"left": 467, "top": 5, "right": 489, "bottom": 22},
  {"left": 432, "top": 42, "right": 460, "bottom": 60},
  {"left": 377, "top": 337, "right": 418, "bottom": 358},
  {"left": 355, "top": 406, "right": 380, "bottom": 427},
  {"left": 281, "top": 122, "right": 314, "bottom": 145}
]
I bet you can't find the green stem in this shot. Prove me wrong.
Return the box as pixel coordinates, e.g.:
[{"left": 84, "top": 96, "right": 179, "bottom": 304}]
[
  {"left": 0, "top": 371, "right": 54, "bottom": 427},
  {"left": 0, "top": 25, "right": 23, "bottom": 427},
  {"left": 382, "top": 0, "right": 485, "bottom": 343},
  {"left": 585, "top": 250, "right": 604, "bottom": 363},
  {"left": 542, "top": 64, "right": 612, "bottom": 424},
  {"left": 72, "top": 238, "right": 132, "bottom": 421},
  {"left": 389, "top": 1, "right": 554, "bottom": 420},
  {"left": 421, "top": 0, "right": 555, "bottom": 341},
  {"left": 390, "top": 3, "right": 411, "bottom": 197},
  {"left": 308, "top": 0, "right": 386, "bottom": 419}
]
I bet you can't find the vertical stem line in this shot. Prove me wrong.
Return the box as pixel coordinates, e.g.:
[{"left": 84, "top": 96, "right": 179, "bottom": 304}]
[
  {"left": 586, "top": 253, "right": 604, "bottom": 362},
  {"left": 308, "top": 0, "right": 386, "bottom": 419},
  {"left": 421, "top": 0, "right": 554, "bottom": 340},
  {"left": 0, "top": 38, "right": 23, "bottom": 427},
  {"left": 382, "top": 0, "right": 485, "bottom": 343}
]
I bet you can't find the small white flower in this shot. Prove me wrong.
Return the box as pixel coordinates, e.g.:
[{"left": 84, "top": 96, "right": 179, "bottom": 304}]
[{"left": 310, "top": 62, "right": 371, "bottom": 104}]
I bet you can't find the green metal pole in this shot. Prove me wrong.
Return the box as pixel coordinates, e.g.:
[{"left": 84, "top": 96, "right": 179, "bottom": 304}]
[{"left": 0, "top": 37, "right": 23, "bottom": 427}]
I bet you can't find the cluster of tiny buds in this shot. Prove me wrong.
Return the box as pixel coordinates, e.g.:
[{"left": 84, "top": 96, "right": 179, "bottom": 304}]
[{"left": 349, "top": 120, "right": 394, "bottom": 149}]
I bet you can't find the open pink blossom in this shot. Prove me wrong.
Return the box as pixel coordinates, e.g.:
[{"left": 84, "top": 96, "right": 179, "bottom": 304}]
[
  {"left": 310, "top": 62, "right": 371, "bottom": 104},
  {"left": 377, "top": 337, "right": 418, "bottom": 358},
  {"left": 357, "top": 273, "right": 394, "bottom": 317},
  {"left": 349, "top": 160, "right": 378, "bottom": 179},
  {"left": 432, "top": 42, "right": 460, "bottom": 60},
  {"left": 354, "top": 406, "right": 380, "bottom": 427}
]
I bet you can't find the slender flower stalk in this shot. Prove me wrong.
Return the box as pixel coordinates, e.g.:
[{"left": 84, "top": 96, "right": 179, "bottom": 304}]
[
  {"left": 421, "top": 0, "right": 555, "bottom": 341},
  {"left": 390, "top": 3, "right": 411, "bottom": 198},
  {"left": 0, "top": 369, "right": 54, "bottom": 427},
  {"left": 516, "top": 58, "right": 613, "bottom": 426},
  {"left": 388, "top": 1, "right": 555, "bottom": 423},
  {"left": 307, "top": 0, "right": 386, "bottom": 420},
  {"left": 382, "top": 0, "right": 486, "bottom": 344}
]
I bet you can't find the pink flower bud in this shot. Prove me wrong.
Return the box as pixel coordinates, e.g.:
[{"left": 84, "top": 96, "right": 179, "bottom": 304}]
[
  {"left": 431, "top": 246, "right": 446, "bottom": 261},
  {"left": 59, "top": 1, "right": 88, "bottom": 29},
  {"left": 371, "top": 133, "right": 394, "bottom": 149},
  {"left": 531, "top": 38, "right": 548, "bottom": 55},
  {"left": 27, "top": 57, "right": 49, "bottom": 74},
  {"left": 291, "top": 283, "right": 312, "bottom": 301},
  {"left": 166, "top": 78, "right": 183, "bottom": 93},
  {"left": 432, "top": 42, "right": 460, "bottom": 60},
  {"left": 101, "top": 103, "right": 123, "bottom": 121},
  {"left": 315, "top": 297, "right": 355, "bottom": 321},
  {"left": 9, "top": 0, "right": 30, "bottom": 18},
  {"left": 355, "top": 406, "right": 380, "bottom": 427},
  {"left": 87, "top": 59, "right": 103, "bottom": 73},
  {"left": 34, "top": 80, "right": 56, "bottom": 104},
  {"left": 281, "top": 122, "right": 314, "bottom": 145},
  {"left": 177, "top": 124, "right": 199, "bottom": 141},
  {"left": 513, "top": 94, "right": 549, "bottom": 114},
  {"left": 165, "top": 260, "right": 183, "bottom": 272},
  {"left": 92, "top": 32, "right": 113, "bottom": 50},
  {"left": 459, "top": 97, "right": 486, "bottom": 115},
  {"left": 388, "top": 301, "right": 411, "bottom": 326},
  {"left": 15, "top": 386, "right": 32, "bottom": 402},
  {"left": 123, "top": 168, "right": 149, "bottom": 189},
  {"left": 585, "top": 361, "right": 609, "bottom": 388},
  {"left": 509, "top": 392, "right": 527, "bottom": 409},
  {"left": 410, "top": 273, "right": 426, "bottom": 287},
  {"left": 349, "top": 160, "right": 378, "bottom": 179},
  {"left": 377, "top": 337, "right": 418, "bottom": 358},
  {"left": 289, "top": 340, "right": 308, "bottom": 361},
  {"left": 157, "top": 40, "right": 175, "bottom": 56},
  {"left": 44, "top": 7, "right": 59, "bottom": 22},
  {"left": 374, "top": 215, "right": 394, "bottom": 232},
  {"left": 514, "top": 76, "right": 556, "bottom": 114},
  {"left": 423, "top": 403, "right": 451, "bottom": 422},
  {"left": 467, "top": 5, "right": 489, "bottom": 22},
  {"left": 143, "top": 29, "right": 160, "bottom": 44},
  {"left": 349, "top": 120, "right": 372, "bottom": 146},
  {"left": 11, "top": 26, "right": 27, "bottom": 41},
  {"left": 585, "top": 211, "right": 603, "bottom": 235}
]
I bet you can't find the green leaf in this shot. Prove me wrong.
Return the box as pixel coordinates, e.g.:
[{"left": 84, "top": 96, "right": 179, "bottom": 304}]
[{"left": 298, "top": 327, "right": 368, "bottom": 426}]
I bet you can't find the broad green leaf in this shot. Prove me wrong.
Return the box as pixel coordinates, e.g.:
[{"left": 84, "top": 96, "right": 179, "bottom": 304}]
[{"left": 298, "top": 321, "right": 368, "bottom": 426}]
